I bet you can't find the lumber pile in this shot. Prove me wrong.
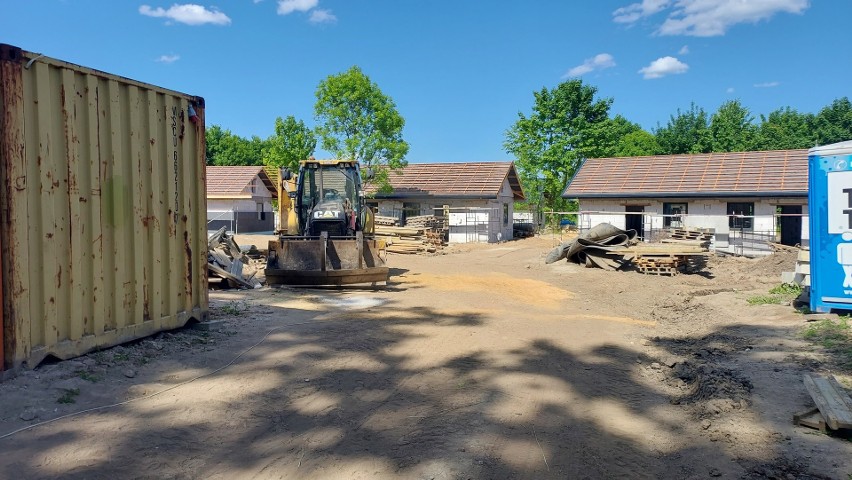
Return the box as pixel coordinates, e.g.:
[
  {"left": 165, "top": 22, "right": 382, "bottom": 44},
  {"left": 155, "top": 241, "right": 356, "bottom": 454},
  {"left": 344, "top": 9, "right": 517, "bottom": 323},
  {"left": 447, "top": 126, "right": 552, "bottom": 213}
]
[
  {"left": 375, "top": 225, "right": 445, "bottom": 254},
  {"left": 374, "top": 215, "right": 400, "bottom": 227},
  {"left": 614, "top": 243, "right": 709, "bottom": 275},
  {"left": 207, "top": 227, "right": 262, "bottom": 289},
  {"left": 405, "top": 215, "right": 446, "bottom": 230},
  {"left": 546, "top": 224, "right": 711, "bottom": 275},
  {"left": 664, "top": 228, "right": 713, "bottom": 248}
]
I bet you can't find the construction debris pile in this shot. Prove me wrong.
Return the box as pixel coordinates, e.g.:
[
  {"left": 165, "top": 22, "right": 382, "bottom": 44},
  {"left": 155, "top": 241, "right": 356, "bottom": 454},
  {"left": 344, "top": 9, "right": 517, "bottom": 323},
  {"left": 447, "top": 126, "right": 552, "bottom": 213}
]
[
  {"left": 207, "top": 227, "right": 262, "bottom": 289},
  {"left": 375, "top": 215, "right": 447, "bottom": 254},
  {"left": 546, "top": 223, "right": 711, "bottom": 275}
]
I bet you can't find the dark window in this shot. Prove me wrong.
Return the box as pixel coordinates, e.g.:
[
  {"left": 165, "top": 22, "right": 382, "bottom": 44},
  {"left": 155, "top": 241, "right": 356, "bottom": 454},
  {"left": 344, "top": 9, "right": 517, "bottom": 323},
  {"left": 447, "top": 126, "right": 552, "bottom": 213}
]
[
  {"left": 727, "top": 202, "right": 754, "bottom": 230},
  {"left": 503, "top": 204, "right": 509, "bottom": 225},
  {"left": 663, "top": 203, "right": 687, "bottom": 228},
  {"left": 402, "top": 202, "right": 420, "bottom": 224}
]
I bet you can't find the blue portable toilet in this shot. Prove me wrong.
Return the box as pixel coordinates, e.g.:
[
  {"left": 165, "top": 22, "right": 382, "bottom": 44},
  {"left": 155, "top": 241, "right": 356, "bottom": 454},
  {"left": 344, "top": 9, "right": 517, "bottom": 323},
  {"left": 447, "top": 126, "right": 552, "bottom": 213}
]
[{"left": 808, "top": 140, "right": 852, "bottom": 312}]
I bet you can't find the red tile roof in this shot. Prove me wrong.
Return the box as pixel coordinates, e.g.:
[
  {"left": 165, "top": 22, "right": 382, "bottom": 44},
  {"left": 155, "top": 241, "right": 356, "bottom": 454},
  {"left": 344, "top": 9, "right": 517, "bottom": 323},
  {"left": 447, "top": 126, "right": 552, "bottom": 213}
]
[
  {"left": 370, "top": 162, "right": 525, "bottom": 200},
  {"left": 562, "top": 149, "right": 808, "bottom": 198},
  {"left": 206, "top": 166, "right": 277, "bottom": 198}
]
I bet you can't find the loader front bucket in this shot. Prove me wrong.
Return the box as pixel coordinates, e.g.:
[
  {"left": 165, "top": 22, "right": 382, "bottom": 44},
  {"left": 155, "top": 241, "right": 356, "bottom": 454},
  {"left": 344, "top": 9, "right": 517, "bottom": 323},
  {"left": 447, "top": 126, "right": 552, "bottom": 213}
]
[{"left": 265, "top": 231, "right": 389, "bottom": 286}]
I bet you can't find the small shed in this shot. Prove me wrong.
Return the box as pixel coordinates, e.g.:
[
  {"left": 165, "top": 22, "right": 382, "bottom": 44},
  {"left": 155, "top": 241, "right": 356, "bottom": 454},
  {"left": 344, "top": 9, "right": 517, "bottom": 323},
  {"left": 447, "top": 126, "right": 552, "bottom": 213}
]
[
  {"left": 562, "top": 149, "right": 809, "bottom": 253},
  {"left": 206, "top": 166, "right": 277, "bottom": 233},
  {"left": 370, "top": 162, "right": 525, "bottom": 243}
]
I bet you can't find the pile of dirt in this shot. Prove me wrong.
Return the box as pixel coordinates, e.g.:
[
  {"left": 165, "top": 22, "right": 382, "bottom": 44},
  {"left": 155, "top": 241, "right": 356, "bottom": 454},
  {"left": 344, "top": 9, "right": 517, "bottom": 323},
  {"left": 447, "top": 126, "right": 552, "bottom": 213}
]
[
  {"left": 750, "top": 249, "right": 800, "bottom": 279},
  {"left": 706, "top": 249, "right": 799, "bottom": 284},
  {"left": 672, "top": 362, "right": 753, "bottom": 415}
]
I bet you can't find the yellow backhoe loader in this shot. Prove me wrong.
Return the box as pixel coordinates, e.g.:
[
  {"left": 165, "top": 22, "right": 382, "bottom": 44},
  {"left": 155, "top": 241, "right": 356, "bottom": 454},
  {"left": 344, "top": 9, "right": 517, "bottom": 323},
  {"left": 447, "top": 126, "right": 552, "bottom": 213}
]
[{"left": 264, "top": 159, "right": 389, "bottom": 286}]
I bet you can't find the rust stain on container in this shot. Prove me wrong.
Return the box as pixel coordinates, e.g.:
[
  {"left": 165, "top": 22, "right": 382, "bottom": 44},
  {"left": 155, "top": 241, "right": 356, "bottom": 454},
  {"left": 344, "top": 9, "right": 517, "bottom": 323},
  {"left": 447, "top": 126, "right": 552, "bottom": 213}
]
[{"left": 0, "top": 44, "right": 208, "bottom": 372}]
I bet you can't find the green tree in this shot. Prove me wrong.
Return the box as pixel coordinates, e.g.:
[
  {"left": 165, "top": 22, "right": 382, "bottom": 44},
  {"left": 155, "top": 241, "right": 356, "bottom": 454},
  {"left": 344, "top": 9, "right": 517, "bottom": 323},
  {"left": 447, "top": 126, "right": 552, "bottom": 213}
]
[
  {"left": 654, "top": 103, "right": 711, "bottom": 154},
  {"left": 613, "top": 130, "right": 661, "bottom": 157},
  {"left": 314, "top": 66, "right": 409, "bottom": 191},
  {"left": 756, "top": 107, "right": 815, "bottom": 150},
  {"left": 503, "top": 79, "right": 612, "bottom": 211},
  {"left": 587, "top": 115, "right": 642, "bottom": 158},
  {"left": 262, "top": 116, "right": 316, "bottom": 170},
  {"left": 813, "top": 97, "right": 852, "bottom": 145},
  {"left": 205, "top": 125, "right": 266, "bottom": 166},
  {"left": 710, "top": 100, "right": 758, "bottom": 152}
]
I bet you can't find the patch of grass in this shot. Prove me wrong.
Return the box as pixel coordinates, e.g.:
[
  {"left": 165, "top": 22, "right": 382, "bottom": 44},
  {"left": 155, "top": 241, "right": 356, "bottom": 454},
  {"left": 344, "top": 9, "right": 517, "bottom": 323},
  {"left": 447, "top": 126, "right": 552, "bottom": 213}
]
[
  {"left": 113, "top": 352, "right": 130, "bottom": 362},
  {"left": 221, "top": 301, "right": 247, "bottom": 315},
  {"left": 57, "top": 388, "right": 80, "bottom": 404},
  {"left": 747, "top": 283, "right": 803, "bottom": 306},
  {"left": 747, "top": 295, "right": 783, "bottom": 305},
  {"left": 802, "top": 317, "right": 852, "bottom": 366},
  {"left": 769, "top": 283, "right": 802, "bottom": 296},
  {"left": 77, "top": 371, "right": 100, "bottom": 383}
]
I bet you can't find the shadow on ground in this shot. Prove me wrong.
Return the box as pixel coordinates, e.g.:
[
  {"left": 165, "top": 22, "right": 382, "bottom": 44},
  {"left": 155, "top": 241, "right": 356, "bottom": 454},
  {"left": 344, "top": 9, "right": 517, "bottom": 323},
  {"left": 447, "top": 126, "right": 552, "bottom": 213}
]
[{"left": 0, "top": 297, "right": 845, "bottom": 479}]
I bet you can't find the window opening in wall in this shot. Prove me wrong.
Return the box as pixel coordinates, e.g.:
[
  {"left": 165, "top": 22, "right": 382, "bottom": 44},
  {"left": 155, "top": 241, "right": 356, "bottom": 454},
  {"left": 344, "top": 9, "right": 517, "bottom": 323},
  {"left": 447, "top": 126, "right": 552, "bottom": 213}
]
[
  {"left": 402, "top": 202, "right": 420, "bottom": 225},
  {"left": 503, "top": 203, "right": 509, "bottom": 225},
  {"left": 727, "top": 202, "right": 754, "bottom": 230},
  {"left": 257, "top": 202, "right": 265, "bottom": 221},
  {"left": 663, "top": 202, "right": 687, "bottom": 228}
]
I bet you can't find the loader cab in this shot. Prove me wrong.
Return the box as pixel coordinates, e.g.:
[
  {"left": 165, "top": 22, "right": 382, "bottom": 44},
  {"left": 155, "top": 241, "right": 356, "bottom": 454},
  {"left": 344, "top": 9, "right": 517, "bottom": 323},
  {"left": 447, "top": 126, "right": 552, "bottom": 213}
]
[{"left": 296, "top": 161, "right": 364, "bottom": 236}]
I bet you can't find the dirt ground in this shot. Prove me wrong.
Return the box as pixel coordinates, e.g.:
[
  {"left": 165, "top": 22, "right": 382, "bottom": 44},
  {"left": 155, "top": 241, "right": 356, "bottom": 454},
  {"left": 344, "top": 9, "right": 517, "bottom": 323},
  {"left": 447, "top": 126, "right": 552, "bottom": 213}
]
[{"left": 0, "top": 236, "right": 850, "bottom": 479}]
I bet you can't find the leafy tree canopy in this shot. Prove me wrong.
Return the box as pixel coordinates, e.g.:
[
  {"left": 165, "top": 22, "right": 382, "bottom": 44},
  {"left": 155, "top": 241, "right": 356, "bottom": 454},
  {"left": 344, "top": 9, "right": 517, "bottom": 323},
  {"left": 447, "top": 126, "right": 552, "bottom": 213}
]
[
  {"left": 710, "top": 100, "right": 758, "bottom": 152},
  {"left": 205, "top": 125, "right": 265, "bottom": 166},
  {"left": 504, "top": 79, "right": 612, "bottom": 211},
  {"left": 757, "top": 107, "right": 815, "bottom": 150},
  {"left": 654, "top": 103, "right": 711, "bottom": 154},
  {"left": 814, "top": 97, "right": 852, "bottom": 146},
  {"left": 613, "top": 129, "right": 661, "bottom": 157},
  {"left": 262, "top": 115, "right": 316, "bottom": 171},
  {"left": 314, "top": 66, "right": 409, "bottom": 191}
]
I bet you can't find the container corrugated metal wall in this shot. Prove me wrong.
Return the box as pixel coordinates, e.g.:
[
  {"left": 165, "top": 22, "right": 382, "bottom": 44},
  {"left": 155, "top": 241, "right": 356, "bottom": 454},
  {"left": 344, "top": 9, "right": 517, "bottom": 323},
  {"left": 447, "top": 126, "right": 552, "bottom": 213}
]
[{"left": 0, "top": 44, "right": 208, "bottom": 371}]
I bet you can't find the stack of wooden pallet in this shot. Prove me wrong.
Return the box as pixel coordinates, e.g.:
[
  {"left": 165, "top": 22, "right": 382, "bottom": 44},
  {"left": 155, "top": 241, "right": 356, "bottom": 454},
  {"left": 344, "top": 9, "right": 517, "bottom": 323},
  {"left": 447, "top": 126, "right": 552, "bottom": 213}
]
[
  {"left": 665, "top": 228, "right": 714, "bottom": 248},
  {"left": 613, "top": 243, "right": 710, "bottom": 276},
  {"left": 375, "top": 225, "right": 445, "bottom": 254},
  {"left": 632, "top": 255, "right": 689, "bottom": 276}
]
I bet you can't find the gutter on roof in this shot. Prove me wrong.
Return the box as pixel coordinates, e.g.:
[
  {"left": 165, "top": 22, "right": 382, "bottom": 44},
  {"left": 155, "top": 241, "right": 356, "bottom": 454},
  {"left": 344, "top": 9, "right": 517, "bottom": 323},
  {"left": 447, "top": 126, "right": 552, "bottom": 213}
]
[
  {"left": 562, "top": 191, "right": 808, "bottom": 199},
  {"left": 373, "top": 193, "right": 508, "bottom": 200}
]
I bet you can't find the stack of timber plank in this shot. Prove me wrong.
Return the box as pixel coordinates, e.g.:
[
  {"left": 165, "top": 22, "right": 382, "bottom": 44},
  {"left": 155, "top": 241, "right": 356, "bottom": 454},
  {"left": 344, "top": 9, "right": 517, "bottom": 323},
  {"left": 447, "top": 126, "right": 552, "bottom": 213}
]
[
  {"left": 405, "top": 215, "right": 446, "bottom": 230},
  {"left": 663, "top": 228, "right": 714, "bottom": 248},
  {"left": 374, "top": 215, "right": 400, "bottom": 227},
  {"left": 207, "top": 227, "right": 262, "bottom": 289},
  {"left": 375, "top": 224, "right": 445, "bottom": 254},
  {"left": 612, "top": 243, "right": 710, "bottom": 276}
]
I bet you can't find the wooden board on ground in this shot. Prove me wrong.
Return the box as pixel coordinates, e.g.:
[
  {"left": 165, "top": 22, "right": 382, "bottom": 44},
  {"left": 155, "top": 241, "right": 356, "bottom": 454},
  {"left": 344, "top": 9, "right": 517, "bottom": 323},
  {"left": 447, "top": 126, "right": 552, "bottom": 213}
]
[
  {"left": 802, "top": 373, "right": 852, "bottom": 431},
  {"left": 793, "top": 407, "right": 828, "bottom": 433}
]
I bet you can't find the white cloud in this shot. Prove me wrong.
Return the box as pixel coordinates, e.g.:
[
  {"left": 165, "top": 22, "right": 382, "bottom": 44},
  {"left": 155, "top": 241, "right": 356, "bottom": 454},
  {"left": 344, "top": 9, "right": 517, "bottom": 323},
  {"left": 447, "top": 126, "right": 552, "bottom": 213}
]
[
  {"left": 156, "top": 54, "right": 180, "bottom": 63},
  {"left": 726, "top": 87, "right": 735, "bottom": 93},
  {"left": 309, "top": 8, "right": 337, "bottom": 23},
  {"left": 754, "top": 81, "right": 780, "bottom": 88},
  {"left": 139, "top": 4, "right": 231, "bottom": 26},
  {"left": 277, "top": 0, "right": 318, "bottom": 15},
  {"left": 613, "top": 0, "right": 671, "bottom": 23},
  {"left": 638, "top": 56, "right": 689, "bottom": 79},
  {"left": 678, "top": 45, "right": 689, "bottom": 55},
  {"left": 564, "top": 53, "right": 616, "bottom": 78},
  {"left": 614, "top": 0, "right": 809, "bottom": 36}
]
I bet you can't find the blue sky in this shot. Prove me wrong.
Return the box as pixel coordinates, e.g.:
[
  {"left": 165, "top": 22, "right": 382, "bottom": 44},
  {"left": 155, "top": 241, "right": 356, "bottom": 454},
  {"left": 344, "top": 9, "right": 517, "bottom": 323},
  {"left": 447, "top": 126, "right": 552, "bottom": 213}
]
[{"left": 1, "top": 1, "right": 848, "bottom": 163}]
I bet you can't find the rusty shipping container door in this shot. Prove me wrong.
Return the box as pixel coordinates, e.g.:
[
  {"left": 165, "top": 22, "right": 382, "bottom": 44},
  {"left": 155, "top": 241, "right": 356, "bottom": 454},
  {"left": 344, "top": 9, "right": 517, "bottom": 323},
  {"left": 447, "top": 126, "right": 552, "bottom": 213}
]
[{"left": 0, "top": 44, "right": 208, "bottom": 371}]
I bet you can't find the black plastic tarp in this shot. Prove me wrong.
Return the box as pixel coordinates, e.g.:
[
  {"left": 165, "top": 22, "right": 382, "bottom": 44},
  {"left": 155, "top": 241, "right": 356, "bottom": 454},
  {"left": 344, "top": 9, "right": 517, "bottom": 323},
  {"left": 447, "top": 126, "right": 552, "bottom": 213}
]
[{"left": 545, "top": 223, "right": 638, "bottom": 270}]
